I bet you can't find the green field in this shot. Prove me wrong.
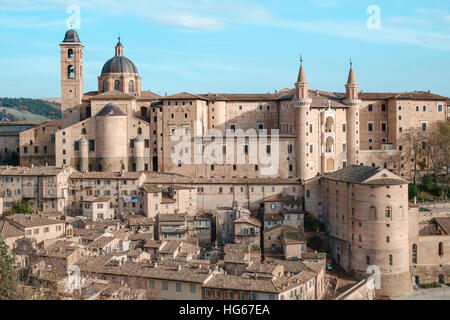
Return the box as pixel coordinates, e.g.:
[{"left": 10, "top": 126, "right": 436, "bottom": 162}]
[{"left": 0, "top": 107, "right": 50, "bottom": 121}]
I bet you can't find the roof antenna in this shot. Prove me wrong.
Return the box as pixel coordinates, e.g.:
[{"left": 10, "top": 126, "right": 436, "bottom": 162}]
[
  {"left": 300, "top": 54, "right": 303, "bottom": 65},
  {"left": 350, "top": 58, "right": 353, "bottom": 67}
]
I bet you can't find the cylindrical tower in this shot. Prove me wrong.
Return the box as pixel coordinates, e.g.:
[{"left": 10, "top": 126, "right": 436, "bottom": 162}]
[
  {"left": 294, "top": 58, "right": 313, "bottom": 180},
  {"left": 95, "top": 103, "right": 128, "bottom": 172},
  {"left": 344, "top": 62, "right": 361, "bottom": 165},
  {"left": 134, "top": 135, "right": 145, "bottom": 171},
  {"left": 350, "top": 182, "right": 412, "bottom": 297},
  {"left": 79, "top": 136, "right": 89, "bottom": 172}
]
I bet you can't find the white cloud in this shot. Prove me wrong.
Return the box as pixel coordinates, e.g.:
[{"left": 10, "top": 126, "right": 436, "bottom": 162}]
[{"left": 1, "top": 0, "right": 450, "bottom": 50}]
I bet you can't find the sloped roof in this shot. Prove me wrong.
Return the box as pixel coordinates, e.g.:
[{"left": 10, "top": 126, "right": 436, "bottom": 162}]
[
  {"left": 263, "top": 193, "right": 300, "bottom": 203},
  {"left": 322, "top": 165, "right": 407, "bottom": 185},
  {"left": 96, "top": 103, "right": 126, "bottom": 117},
  {"left": 138, "top": 91, "right": 162, "bottom": 100},
  {"left": 163, "top": 92, "right": 208, "bottom": 100},
  {"left": 233, "top": 216, "right": 261, "bottom": 227},
  {"left": 89, "top": 90, "right": 134, "bottom": 100},
  {"left": 0, "top": 219, "right": 23, "bottom": 238},
  {"left": 435, "top": 217, "right": 450, "bottom": 235},
  {"left": 5, "top": 214, "right": 63, "bottom": 228}
]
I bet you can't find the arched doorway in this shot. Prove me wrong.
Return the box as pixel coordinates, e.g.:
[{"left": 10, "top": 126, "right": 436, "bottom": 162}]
[{"left": 326, "top": 158, "right": 334, "bottom": 172}]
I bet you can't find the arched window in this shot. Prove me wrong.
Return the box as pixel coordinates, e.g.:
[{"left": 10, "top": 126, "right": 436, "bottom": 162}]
[
  {"left": 325, "top": 117, "right": 334, "bottom": 133},
  {"left": 114, "top": 80, "right": 121, "bottom": 91},
  {"left": 103, "top": 80, "right": 108, "bottom": 93},
  {"left": 137, "top": 127, "right": 142, "bottom": 135},
  {"left": 325, "top": 136, "right": 335, "bottom": 153},
  {"left": 412, "top": 244, "right": 417, "bottom": 263},
  {"left": 385, "top": 207, "right": 391, "bottom": 218},
  {"left": 439, "top": 242, "right": 444, "bottom": 256},
  {"left": 68, "top": 49, "right": 74, "bottom": 59},
  {"left": 81, "top": 128, "right": 86, "bottom": 135},
  {"left": 369, "top": 205, "right": 376, "bottom": 221},
  {"left": 129, "top": 80, "right": 135, "bottom": 93},
  {"left": 67, "top": 65, "right": 75, "bottom": 79}
]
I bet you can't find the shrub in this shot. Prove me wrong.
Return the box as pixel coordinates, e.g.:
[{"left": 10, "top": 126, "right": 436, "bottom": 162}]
[
  {"left": 421, "top": 175, "right": 435, "bottom": 192},
  {"left": 304, "top": 213, "right": 320, "bottom": 232},
  {"left": 432, "top": 185, "right": 444, "bottom": 197},
  {"left": 10, "top": 200, "right": 32, "bottom": 215},
  {"left": 419, "top": 282, "right": 442, "bottom": 289},
  {"left": 408, "top": 184, "right": 419, "bottom": 199},
  {"left": 307, "top": 236, "right": 324, "bottom": 252}
]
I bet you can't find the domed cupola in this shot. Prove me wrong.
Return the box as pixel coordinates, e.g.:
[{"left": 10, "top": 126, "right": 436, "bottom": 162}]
[
  {"left": 63, "top": 29, "right": 81, "bottom": 43},
  {"left": 101, "top": 37, "right": 139, "bottom": 75},
  {"left": 98, "top": 36, "right": 141, "bottom": 94}
]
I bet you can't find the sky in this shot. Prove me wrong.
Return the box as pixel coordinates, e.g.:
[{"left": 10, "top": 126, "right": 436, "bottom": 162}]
[{"left": 0, "top": 0, "right": 450, "bottom": 98}]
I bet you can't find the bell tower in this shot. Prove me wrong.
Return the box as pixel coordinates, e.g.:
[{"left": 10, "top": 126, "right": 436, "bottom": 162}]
[
  {"left": 60, "top": 29, "right": 84, "bottom": 128},
  {"left": 294, "top": 56, "right": 313, "bottom": 179}
]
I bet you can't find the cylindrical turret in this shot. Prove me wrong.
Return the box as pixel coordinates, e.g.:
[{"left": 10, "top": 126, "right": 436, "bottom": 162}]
[
  {"left": 294, "top": 59, "right": 313, "bottom": 179},
  {"left": 134, "top": 135, "right": 145, "bottom": 171},
  {"left": 344, "top": 62, "right": 361, "bottom": 165},
  {"left": 95, "top": 103, "right": 128, "bottom": 172},
  {"left": 79, "top": 136, "right": 89, "bottom": 172}
]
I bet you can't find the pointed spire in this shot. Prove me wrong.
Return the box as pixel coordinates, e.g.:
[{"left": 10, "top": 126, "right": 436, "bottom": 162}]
[
  {"left": 297, "top": 54, "right": 307, "bottom": 83},
  {"left": 347, "top": 58, "right": 356, "bottom": 84},
  {"left": 115, "top": 34, "right": 124, "bottom": 57}
]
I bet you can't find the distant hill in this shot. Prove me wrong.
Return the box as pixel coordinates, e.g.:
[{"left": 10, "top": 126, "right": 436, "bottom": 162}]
[{"left": 0, "top": 97, "right": 61, "bottom": 121}]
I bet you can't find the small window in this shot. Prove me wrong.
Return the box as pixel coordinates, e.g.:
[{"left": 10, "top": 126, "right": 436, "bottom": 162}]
[
  {"left": 128, "top": 80, "right": 135, "bottom": 93},
  {"left": 114, "top": 80, "right": 121, "bottom": 91}
]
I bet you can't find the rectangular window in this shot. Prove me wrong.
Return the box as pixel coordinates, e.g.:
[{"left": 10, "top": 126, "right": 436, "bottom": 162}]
[
  {"left": 438, "top": 104, "right": 443, "bottom": 112},
  {"left": 381, "top": 122, "right": 387, "bottom": 132},
  {"left": 342, "top": 123, "right": 346, "bottom": 132},
  {"left": 162, "top": 282, "right": 168, "bottom": 290},
  {"left": 89, "top": 140, "right": 95, "bottom": 151},
  {"left": 176, "top": 283, "right": 181, "bottom": 292},
  {"left": 287, "top": 144, "right": 293, "bottom": 154},
  {"left": 368, "top": 122, "right": 373, "bottom": 132},
  {"left": 190, "top": 285, "right": 195, "bottom": 293},
  {"left": 74, "top": 141, "right": 79, "bottom": 151},
  {"left": 421, "top": 122, "right": 427, "bottom": 131}
]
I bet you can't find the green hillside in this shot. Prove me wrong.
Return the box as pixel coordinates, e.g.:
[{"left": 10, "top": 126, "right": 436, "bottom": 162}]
[
  {"left": 0, "top": 107, "right": 50, "bottom": 121},
  {"left": 0, "top": 97, "right": 61, "bottom": 120}
]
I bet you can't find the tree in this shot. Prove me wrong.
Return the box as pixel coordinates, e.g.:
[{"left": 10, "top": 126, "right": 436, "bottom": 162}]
[
  {"left": 0, "top": 235, "right": 20, "bottom": 299},
  {"left": 398, "top": 127, "right": 426, "bottom": 185},
  {"left": 10, "top": 200, "right": 32, "bottom": 215}
]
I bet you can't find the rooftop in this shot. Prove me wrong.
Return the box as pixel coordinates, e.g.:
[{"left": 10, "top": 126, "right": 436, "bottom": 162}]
[
  {"left": 5, "top": 214, "right": 63, "bottom": 228},
  {"left": 322, "top": 165, "right": 408, "bottom": 185}
]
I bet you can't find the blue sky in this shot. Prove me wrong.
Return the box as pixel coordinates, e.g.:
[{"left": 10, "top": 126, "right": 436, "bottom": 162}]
[{"left": 0, "top": 0, "right": 450, "bottom": 98}]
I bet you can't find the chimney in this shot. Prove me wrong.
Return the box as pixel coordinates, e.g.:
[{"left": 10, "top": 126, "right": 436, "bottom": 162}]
[{"left": 164, "top": 92, "right": 167, "bottom": 97}]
